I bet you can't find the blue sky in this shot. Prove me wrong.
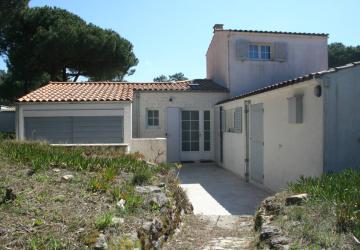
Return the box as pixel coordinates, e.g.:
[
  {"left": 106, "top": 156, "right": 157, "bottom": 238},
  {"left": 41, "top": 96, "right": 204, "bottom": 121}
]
[{"left": 1, "top": 0, "right": 359, "bottom": 81}]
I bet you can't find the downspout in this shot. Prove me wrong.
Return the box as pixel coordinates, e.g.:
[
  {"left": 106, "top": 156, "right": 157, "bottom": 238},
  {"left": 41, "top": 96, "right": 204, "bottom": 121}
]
[
  {"left": 15, "top": 103, "right": 19, "bottom": 140},
  {"left": 318, "top": 76, "right": 330, "bottom": 174},
  {"left": 244, "top": 100, "right": 251, "bottom": 182},
  {"left": 227, "top": 32, "right": 231, "bottom": 93}
]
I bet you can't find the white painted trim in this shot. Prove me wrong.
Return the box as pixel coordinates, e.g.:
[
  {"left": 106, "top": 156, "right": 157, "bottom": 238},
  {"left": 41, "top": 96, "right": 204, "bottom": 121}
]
[
  {"left": 145, "top": 108, "right": 160, "bottom": 129},
  {"left": 24, "top": 109, "right": 124, "bottom": 117},
  {"left": 51, "top": 143, "right": 129, "bottom": 147}
]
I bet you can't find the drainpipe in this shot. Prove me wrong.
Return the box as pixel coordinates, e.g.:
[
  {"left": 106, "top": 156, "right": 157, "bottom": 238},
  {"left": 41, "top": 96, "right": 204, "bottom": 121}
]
[
  {"left": 244, "top": 100, "right": 251, "bottom": 182},
  {"left": 227, "top": 33, "right": 231, "bottom": 93}
]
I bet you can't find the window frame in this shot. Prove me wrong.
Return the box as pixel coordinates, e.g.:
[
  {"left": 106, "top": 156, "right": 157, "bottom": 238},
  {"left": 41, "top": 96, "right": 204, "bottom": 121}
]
[
  {"left": 248, "top": 43, "right": 272, "bottom": 61},
  {"left": 146, "top": 109, "right": 160, "bottom": 128}
]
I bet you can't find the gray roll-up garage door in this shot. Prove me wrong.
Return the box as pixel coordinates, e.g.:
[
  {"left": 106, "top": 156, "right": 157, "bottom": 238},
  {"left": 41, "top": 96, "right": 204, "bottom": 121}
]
[{"left": 25, "top": 116, "right": 123, "bottom": 144}]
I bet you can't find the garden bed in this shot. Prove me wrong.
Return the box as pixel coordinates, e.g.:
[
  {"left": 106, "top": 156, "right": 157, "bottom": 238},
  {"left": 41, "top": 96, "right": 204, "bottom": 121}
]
[
  {"left": 0, "top": 140, "right": 191, "bottom": 249},
  {"left": 255, "top": 170, "right": 360, "bottom": 249}
]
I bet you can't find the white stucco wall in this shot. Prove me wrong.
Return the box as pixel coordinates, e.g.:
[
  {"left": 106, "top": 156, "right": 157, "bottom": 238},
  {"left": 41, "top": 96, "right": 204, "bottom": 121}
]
[
  {"left": 206, "top": 32, "right": 229, "bottom": 88},
  {"left": 132, "top": 91, "right": 229, "bottom": 161},
  {"left": 207, "top": 30, "right": 328, "bottom": 97},
  {"left": 133, "top": 91, "right": 228, "bottom": 138},
  {"left": 217, "top": 79, "right": 324, "bottom": 191},
  {"left": 130, "top": 138, "right": 167, "bottom": 163}
]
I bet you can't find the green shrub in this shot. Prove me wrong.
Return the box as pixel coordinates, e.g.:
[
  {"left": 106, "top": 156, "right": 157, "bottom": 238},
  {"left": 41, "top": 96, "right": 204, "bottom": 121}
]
[
  {"left": 111, "top": 186, "right": 122, "bottom": 202},
  {"left": 88, "top": 177, "right": 110, "bottom": 192},
  {"left": 95, "top": 212, "right": 113, "bottom": 230},
  {"left": 288, "top": 169, "right": 360, "bottom": 239},
  {"left": 0, "top": 140, "right": 157, "bottom": 175},
  {"left": 124, "top": 194, "right": 143, "bottom": 213},
  {"left": 0, "top": 132, "right": 15, "bottom": 140},
  {"left": 29, "top": 234, "right": 65, "bottom": 250},
  {"left": 131, "top": 167, "right": 152, "bottom": 186}
]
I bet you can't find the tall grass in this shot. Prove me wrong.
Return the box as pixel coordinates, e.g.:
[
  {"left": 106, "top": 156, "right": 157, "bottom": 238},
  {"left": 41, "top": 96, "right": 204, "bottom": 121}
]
[
  {"left": 0, "top": 140, "right": 170, "bottom": 174},
  {"left": 288, "top": 169, "right": 360, "bottom": 239}
]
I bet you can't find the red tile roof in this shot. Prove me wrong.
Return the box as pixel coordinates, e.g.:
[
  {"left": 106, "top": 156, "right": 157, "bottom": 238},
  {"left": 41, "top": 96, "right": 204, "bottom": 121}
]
[{"left": 18, "top": 79, "right": 228, "bottom": 103}]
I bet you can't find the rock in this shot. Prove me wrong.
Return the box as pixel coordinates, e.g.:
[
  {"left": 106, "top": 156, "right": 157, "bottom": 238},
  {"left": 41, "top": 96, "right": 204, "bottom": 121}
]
[
  {"left": 270, "top": 236, "right": 290, "bottom": 247},
  {"left": 260, "top": 225, "right": 281, "bottom": 241},
  {"left": 142, "top": 221, "right": 153, "bottom": 232},
  {"left": 150, "top": 192, "right": 168, "bottom": 208},
  {"left": 0, "top": 228, "right": 7, "bottom": 236},
  {"left": 125, "top": 232, "right": 138, "bottom": 242},
  {"left": 153, "top": 218, "right": 163, "bottom": 232},
  {"left": 285, "top": 193, "right": 308, "bottom": 206},
  {"left": 116, "top": 199, "right": 126, "bottom": 210},
  {"left": 61, "top": 174, "right": 74, "bottom": 181},
  {"left": 149, "top": 218, "right": 163, "bottom": 241},
  {"left": 111, "top": 217, "right": 124, "bottom": 225},
  {"left": 94, "top": 233, "right": 107, "bottom": 249},
  {"left": 146, "top": 161, "right": 157, "bottom": 167},
  {"left": 263, "top": 196, "right": 281, "bottom": 215},
  {"left": 1, "top": 188, "right": 16, "bottom": 203},
  {"left": 135, "top": 185, "right": 161, "bottom": 194},
  {"left": 52, "top": 168, "right": 61, "bottom": 173},
  {"left": 27, "top": 169, "right": 36, "bottom": 176}
]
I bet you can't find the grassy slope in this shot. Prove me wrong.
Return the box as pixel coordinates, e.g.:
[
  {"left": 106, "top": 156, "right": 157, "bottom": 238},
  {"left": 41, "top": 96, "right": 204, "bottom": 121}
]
[
  {"left": 263, "top": 170, "right": 360, "bottom": 249},
  {"left": 0, "top": 140, "right": 177, "bottom": 249}
]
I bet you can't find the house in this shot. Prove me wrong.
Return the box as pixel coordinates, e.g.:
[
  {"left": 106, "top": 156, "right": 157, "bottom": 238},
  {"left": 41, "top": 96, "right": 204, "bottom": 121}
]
[
  {"left": 215, "top": 62, "right": 360, "bottom": 191},
  {"left": 15, "top": 80, "right": 228, "bottom": 163},
  {"left": 0, "top": 105, "right": 15, "bottom": 132},
  {"left": 207, "top": 24, "right": 329, "bottom": 97},
  {"left": 15, "top": 25, "right": 360, "bottom": 191}
]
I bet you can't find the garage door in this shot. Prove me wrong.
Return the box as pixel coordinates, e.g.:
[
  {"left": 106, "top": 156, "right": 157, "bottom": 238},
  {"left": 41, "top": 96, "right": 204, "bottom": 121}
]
[{"left": 25, "top": 116, "right": 124, "bottom": 144}]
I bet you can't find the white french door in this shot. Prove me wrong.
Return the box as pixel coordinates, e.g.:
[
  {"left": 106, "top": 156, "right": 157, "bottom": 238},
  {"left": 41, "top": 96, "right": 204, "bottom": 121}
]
[{"left": 180, "top": 110, "right": 212, "bottom": 161}]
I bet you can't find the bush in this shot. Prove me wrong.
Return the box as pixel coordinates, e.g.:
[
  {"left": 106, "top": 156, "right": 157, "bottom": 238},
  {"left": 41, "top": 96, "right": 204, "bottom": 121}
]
[
  {"left": 0, "top": 140, "right": 154, "bottom": 174},
  {"left": 0, "top": 132, "right": 15, "bottom": 140},
  {"left": 288, "top": 169, "right": 360, "bottom": 239},
  {"left": 95, "top": 212, "right": 113, "bottom": 230},
  {"left": 131, "top": 167, "right": 152, "bottom": 186}
]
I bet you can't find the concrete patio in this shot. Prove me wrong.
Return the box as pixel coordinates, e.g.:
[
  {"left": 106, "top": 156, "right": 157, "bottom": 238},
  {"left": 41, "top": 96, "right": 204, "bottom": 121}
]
[{"left": 179, "top": 163, "right": 271, "bottom": 215}]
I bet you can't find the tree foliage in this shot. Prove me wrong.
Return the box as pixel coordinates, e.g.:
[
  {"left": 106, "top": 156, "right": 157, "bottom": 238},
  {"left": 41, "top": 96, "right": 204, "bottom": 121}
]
[
  {"left": 328, "top": 43, "right": 360, "bottom": 68},
  {"left": 153, "top": 72, "right": 188, "bottom": 82},
  {"left": 0, "top": 6, "right": 138, "bottom": 101},
  {"left": 0, "top": 0, "right": 29, "bottom": 54}
]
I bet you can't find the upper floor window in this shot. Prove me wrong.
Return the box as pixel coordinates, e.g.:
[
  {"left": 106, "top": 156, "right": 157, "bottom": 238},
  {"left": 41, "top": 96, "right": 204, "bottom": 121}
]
[
  {"left": 147, "top": 109, "right": 159, "bottom": 127},
  {"left": 248, "top": 44, "right": 271, "bottom": 60}
]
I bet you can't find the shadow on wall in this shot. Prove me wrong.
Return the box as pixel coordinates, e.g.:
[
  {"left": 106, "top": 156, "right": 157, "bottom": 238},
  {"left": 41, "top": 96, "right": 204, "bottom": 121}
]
[{"left": 179, "top": 163, "right": 271, "bottom": 215}]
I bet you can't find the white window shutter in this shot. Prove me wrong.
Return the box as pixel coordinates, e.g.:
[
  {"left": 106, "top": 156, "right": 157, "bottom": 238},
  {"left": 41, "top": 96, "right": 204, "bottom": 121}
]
[
  {"left": 236, "top": 39, "right": 249, "bottom": 60},
  {"left": 274, "top": 42, "right": 288, "bottom": 62},
  {"left": 234, "top": 107, "right": 242, "bottom": 132}
]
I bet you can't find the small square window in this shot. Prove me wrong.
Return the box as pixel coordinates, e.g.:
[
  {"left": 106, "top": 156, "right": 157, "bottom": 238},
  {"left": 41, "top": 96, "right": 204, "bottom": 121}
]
[
  {"left": 249, "top": 44, "right": 271, "bottom": 60},
  {"left": 261, "top": 45, "right": 271, "bottom": 60},
  {"left": 249, "top": 45, "right": 259, "bottom": 59},
  {"left": 147, "top": 109, "right": 159, "bottom": 127}
]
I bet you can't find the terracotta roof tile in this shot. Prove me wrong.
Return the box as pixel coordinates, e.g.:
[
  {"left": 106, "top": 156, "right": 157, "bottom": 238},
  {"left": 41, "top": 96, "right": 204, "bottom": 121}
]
[
  {"left": 216, "top": 29, "right": 328, "bottom": 37},
  {"left": 18, "top": 79, "right": 228, "bottom": 103}
]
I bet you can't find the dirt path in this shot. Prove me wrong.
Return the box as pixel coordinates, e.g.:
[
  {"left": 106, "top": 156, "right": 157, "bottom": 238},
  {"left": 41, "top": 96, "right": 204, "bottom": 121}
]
[{"left": 162, "top": 215, "right": 256, "bottom": 250}]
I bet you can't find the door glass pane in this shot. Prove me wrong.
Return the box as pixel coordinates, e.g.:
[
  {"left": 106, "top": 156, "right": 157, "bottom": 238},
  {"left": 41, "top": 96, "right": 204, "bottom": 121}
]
[
  {"left": 182, "top": 111, "right": 199, "bottom": 152},
  {"left": 191, "top": 121, "right": 199, "bottom": 130},
  {"left": 204, "top": 111, "right": 211, "bottom": 151}
]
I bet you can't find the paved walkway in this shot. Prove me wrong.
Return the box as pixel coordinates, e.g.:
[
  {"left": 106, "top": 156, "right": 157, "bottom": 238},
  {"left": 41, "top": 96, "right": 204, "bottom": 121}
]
[
  {"left": 164, "top": 164, "right": 272, "bottom": 249},
  {"left": 179, "top": 163, "right": 270, "bottom": 215}
]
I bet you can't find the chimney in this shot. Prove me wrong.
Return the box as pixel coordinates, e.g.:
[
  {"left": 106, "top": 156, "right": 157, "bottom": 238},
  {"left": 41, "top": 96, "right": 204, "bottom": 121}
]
[{"left": 213, "top": 24, "right": 224, "bottom": 32}]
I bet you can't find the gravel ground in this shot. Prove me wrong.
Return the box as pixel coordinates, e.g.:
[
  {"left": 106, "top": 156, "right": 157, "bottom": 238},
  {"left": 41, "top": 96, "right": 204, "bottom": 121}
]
[{"left": 162, "top": 214, "right": 257, "bottom": 250}]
